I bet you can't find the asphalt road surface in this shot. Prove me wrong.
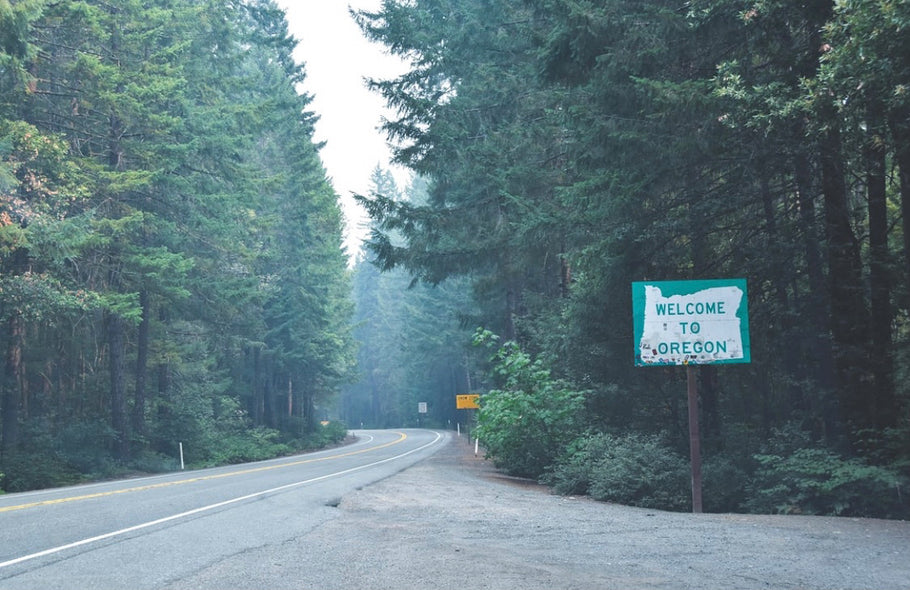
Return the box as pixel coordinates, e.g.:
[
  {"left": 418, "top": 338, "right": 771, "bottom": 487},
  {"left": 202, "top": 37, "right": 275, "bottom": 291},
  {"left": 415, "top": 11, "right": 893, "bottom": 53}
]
[
  {"left": 3, "top": 430, "right": 908, "bottom": 589},
  {"left": 0, "top": 429, "right": 445, "bottom": 589}
]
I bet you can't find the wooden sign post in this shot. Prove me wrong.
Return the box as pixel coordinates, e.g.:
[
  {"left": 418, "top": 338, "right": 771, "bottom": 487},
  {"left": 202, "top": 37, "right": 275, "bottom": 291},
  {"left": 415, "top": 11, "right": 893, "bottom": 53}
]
[{"left": 632, "top": 279, "right": 751, "bottom": 513}]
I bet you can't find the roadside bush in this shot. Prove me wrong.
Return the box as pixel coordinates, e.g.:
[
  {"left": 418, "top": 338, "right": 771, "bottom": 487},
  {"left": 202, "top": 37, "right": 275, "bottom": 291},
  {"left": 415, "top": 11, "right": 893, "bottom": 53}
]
[
  {"left": 207, "top": 421, "right": 349, "bottom": 465},
  {"left": 129, "top": 449, "right": 180, "bottom": 474},
  {"left": 473, "top": 331, "right": 586, "bottom": 479},
  {"left": 300, "top": 420, "right": 348, "bottom": 449},
  {"left": 209, "top": 427, "right": 293, "bottom": 465},
  {"left": 1, "top": 452, "right": 82, "bottom": 492},
  {"left": 544, "top": 432, "right": 690, "bottom": 511},
  {"left": 702, "top": 455, "right": 750, "bottom": 513},
  {"left": 746, "top": 447, "right": 909, "bottom": 518},
  {"left": 56, "top": 419, "right": 119, "bottom": 475},
  {"left": 541, "top": 433, "right": 606, "bottom": 495},
  {"left": 1, "top": 419, "right": 85, "bottom": 492},
  {"left": 587, "top": 433, "right": 690, "bottom": 510}
]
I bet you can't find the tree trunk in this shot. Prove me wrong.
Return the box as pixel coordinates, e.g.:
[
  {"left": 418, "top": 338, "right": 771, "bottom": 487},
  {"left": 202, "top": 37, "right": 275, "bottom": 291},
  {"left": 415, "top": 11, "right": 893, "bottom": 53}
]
[
  {"left": 304, "top": 393, "right": 315, "bottom": 431},
  {"left": 1, "top": 312, "right": 24, "bottom": 460},
  {"left": 865, "top": 108, "right": 895, "bottom": 428},
  {"left": 370, "top": 363, "right": 381, "bottom": 427},
  {"left": 103, "top": 7, "right": 129, "bottom": 461},
  {"left": 132, "top": 289, "right": 149, "bottom": 440},
  {"left": 263, "top": 371, "right": 276, "bottom": 429},
  {"left": 505, "top": 286, "right": 518, "bottom": 341},
  {"left": 819, "top": 120, "right": 870, "bottom": 433},
  {"left": 758, "top": 159, "right": 807, "bottom": 416},
  {"left": 252, "top": 346, "right": 263, "bottom": 425},
  {"left": 890, "top": 113, "right": 910, "bottom": 291},
  {"left": 287, "top": 376, "right": 293, "bottom": 418},
  {"left": 155, "top": 304, "right": 170, "bottom": 429},
  {"left": 794, "top": 149, "right": 837, "bottom": 437},
  {"left": 108, "top": 311, "right": 130, "bottom": 461}
]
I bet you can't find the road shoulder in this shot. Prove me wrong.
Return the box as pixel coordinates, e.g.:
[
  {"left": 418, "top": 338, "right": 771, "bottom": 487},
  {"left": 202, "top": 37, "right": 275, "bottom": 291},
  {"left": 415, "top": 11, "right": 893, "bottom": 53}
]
[{"left": 212, "top": 433, "right": 910, "bottom": 590}]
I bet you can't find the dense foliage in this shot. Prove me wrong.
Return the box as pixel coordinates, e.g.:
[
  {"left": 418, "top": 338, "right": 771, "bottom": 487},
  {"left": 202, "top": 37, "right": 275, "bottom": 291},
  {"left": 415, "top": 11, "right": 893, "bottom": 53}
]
[
  {"left": 542, "top": 432, "right": 691, "bottom": 511},
  {"left": 0, "top": 0, "right": 355, "bottom": 490},
  {"left": 473, "top": 329, "right": 586, "bottom": 479},
  {"left": 354, "top": 0, "right": 910, "bottom": 517}
]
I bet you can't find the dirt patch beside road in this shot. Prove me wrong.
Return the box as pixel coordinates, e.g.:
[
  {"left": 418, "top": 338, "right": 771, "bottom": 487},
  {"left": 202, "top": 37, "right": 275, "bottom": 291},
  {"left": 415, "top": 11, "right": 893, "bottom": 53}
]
[{"left": 298, "top": 433, "right": 909, "bottom": 590}]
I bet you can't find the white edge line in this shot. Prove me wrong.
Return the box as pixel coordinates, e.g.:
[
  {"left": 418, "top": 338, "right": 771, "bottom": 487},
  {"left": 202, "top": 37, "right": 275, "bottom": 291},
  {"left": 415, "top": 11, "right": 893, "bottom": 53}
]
[{"left": 0, "top": 431, "right": 443, "bottom": 570}]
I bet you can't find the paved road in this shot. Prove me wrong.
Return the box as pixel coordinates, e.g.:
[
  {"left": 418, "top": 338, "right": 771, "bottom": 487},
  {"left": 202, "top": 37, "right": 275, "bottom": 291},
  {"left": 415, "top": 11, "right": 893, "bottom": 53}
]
[{"left": 0, "top": 429, "right": 446, "bottom": 589}]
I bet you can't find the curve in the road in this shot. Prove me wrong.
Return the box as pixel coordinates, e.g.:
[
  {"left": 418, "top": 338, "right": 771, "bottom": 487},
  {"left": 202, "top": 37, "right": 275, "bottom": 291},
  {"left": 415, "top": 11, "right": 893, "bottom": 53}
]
[
  {"left": 0, "top": 430, "right": 442, "bottom": 570},
  {"left": 0, "top": 431, "right": 407, "bottom": 515}
]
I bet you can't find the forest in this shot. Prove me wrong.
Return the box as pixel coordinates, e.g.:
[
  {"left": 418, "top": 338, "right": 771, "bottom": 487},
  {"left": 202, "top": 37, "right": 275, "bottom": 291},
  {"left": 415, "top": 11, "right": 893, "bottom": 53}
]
[
  {"left": 2, "top": 0, "right": 909, "bottom": 519},
  {"left": 0, "top": 0, "right": 355, "bottom": 491},
  {"left": 349, "top": 0, "right": 910, "bottom": 518}
]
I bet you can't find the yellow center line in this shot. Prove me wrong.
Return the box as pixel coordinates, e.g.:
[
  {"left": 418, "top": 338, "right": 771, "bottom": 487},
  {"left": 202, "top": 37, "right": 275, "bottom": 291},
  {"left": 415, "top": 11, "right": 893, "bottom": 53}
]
[{"left": 0, "top": 432, "right": 407, "bottom": 514}]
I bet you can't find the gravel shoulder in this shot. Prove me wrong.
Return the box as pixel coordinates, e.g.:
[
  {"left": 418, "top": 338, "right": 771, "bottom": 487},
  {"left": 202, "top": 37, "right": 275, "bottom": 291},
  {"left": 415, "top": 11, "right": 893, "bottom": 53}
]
[{"left": 263, "top": 433, "right": 910, "bottom": 589}]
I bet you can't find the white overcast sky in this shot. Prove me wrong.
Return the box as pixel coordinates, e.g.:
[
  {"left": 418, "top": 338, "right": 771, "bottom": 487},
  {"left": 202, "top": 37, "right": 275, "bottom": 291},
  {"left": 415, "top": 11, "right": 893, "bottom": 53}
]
[{"left": 273, "top": 0, "right": 410, "bottom": 259}]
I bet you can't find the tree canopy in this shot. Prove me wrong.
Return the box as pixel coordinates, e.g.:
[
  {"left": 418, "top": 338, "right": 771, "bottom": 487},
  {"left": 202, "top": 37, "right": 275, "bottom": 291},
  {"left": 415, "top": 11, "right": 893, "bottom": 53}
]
[
  {"left": 0, "top": 0, "right": 354, "bottom": 489},
  {"left": 353, "top": 0, "right": 910, "bottom": 517}
]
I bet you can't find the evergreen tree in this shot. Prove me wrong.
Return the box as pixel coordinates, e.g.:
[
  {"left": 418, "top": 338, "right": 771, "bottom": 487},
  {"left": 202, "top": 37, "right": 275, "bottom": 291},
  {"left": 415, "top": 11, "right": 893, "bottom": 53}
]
[
  {"left": 0, "top": 0, "right": 357, "bottom": 488},
  {"left": 354, "top": 0, "right": 910, "bottom": 513},
  {"left": 345, "top": 169, "right": 477, "bottom": 428}
]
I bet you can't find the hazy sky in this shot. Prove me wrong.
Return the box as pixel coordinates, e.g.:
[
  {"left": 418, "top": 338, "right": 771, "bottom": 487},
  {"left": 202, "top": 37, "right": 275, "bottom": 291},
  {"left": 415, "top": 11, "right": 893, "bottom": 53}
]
[{"left": 273, "top": 0, "right": 410, "bottom": 258}]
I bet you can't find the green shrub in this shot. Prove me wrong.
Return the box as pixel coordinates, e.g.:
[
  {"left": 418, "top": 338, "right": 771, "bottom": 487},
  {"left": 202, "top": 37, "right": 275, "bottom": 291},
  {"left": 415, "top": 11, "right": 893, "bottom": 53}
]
[
  {"left": 541, "top": 433, "right": 605, "bottom": 495},
  {"left": 279, "top": 418, "right": 348, "bottom": 450},
  {"left": 301, "top": 420, "right": 348, "bottom": 449},
  {"left": 208, "top": 427, "right": 293, "bottom": 465},
  {"left": 1, "top": 452, "right": 83, "bottom": 492},
  {"left": 1, "top": 420, "right": 86, "bottom": 492},
  {"left": 746, "top": 447, "right": 909, "bottom": 518},
  {"left": 702, "top": 455, "right": 750, "bottom": 513},
  {"left": 129, "top": 449, "right": 180, "bottom": 474},
  {"left": 587, "top": 433, "right": 690, "bottom": 511},
  {"left": 56, "top": 419, "right": 119, "bottom": 475},
  {"left": 544, "top": 432, "right": 691, "bottom": 511},
  {"left": 473, "top": 332, "right": 586, "bottom": 479}
]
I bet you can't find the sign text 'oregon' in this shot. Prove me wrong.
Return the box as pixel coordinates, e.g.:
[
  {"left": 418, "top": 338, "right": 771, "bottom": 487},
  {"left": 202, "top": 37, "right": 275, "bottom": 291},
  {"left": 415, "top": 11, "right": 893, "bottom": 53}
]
[{"left": 632, "top": 279, "right": 751, "bottom": 366}]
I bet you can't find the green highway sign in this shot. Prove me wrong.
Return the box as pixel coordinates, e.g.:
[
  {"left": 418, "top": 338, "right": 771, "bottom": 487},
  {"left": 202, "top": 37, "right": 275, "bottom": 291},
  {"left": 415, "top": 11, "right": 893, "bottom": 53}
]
[{"left": 632, "top": 279, "right": 750, "bottom": 366}]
